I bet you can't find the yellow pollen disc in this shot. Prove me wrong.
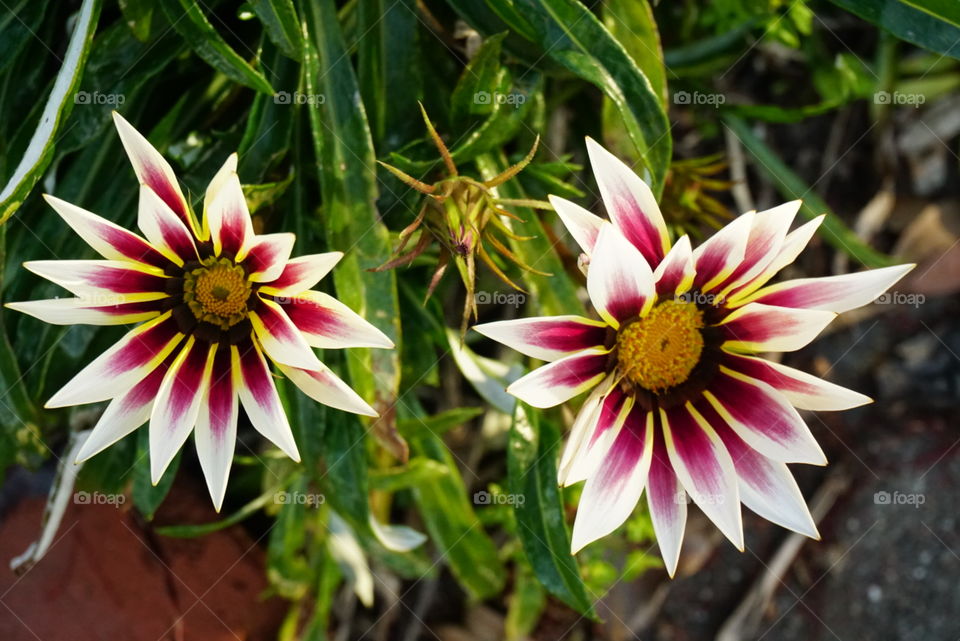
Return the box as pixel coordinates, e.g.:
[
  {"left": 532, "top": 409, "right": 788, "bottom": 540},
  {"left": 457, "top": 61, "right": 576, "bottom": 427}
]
[
  {"left": 183, "top": 257, "right": 252, "bottom": 330},
  {"left": 616, "top": 299, "right": 705, "bottom": 392}
]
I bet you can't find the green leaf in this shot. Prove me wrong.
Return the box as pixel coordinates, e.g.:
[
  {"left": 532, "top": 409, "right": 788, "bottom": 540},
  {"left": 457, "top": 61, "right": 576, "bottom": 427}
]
[
  {"left": 132, "top": 428, "right": 179, "bottom": 520},
  {"left": 250, "top": 0, "right": 303, "bottom": 59},
  {"left": 118, "top": 0, "right": 154, "bottom": 41},
  {"left": 155, "top": 484, "right": 282, "bottom": 537},
  {"left": 0, "top": 0, "right": 51, "bottom": 75},
  {"left": 723, "top": 114, "right": 895, "bottom": 267},
  {"left": 828, "top": 0, "right": 960, "bottom": 60},
  {"left": 508, "top": 404, "right": 596, "bottom": 618},
  {"left": 397, "top": 407, "right": 484, "bottom": 440},
  {"left": 512, "top": 0, "right": 672, "bottom": 195},
  {"left": 449, "top": 32, "right": 508, "bottom": 124},
  {"left": 369, "top": 457, "right": 449, "bottom": 492},
  {"left": 0, "top": 0, "right": 101, "bottom": 224},
  {"left": 505, "top": 555, "right": 548, "bottom": 641},
  {"left": 303, "top": 0, "right": 404, "bottom": 459},
  {"left": 602, "top": 0, "right": 667, "bottom": 106},
  {"left": 157, "top": 0, "right": 275, "bottom": 95}
]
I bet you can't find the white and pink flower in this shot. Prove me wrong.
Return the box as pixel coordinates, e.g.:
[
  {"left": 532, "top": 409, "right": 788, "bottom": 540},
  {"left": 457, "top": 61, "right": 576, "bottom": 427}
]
[
  {"left": 474, "top": 138, "right": 912, "bottom": 576},
  {"left": 8, "top": 113, "right": 393, "bottom": 510}
]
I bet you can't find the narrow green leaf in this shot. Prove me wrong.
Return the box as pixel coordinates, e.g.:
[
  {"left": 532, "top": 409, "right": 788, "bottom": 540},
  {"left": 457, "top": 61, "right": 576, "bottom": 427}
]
[
  {"left": 132, "top": 429, "right": 179, "bottom": 520},
  {"left": 155, "top": 484, "right": 281, "bottom": 537},
  {"left": 0, "top": 0, "right": 101, "bottom": 223},
  {"left": 250, "top": 0, "right": 303, "bottom": 59},
  {"left": 602, "top": 0, "right": 667, "bottom": 106},
  {"left": 396, "top": 407, "right": 485, "bottom": 440},
  {"left": 829, "top": 0, "right": 960, "bottom": 60},
  {"left": 158, "top": 0, "right": 275, "bottom": 94},
  {"left": 508, "top": 404, "right": 596, "bottom": 618},
  {"left": 118, "top": 0, "right": 153, "bottom": 41}
]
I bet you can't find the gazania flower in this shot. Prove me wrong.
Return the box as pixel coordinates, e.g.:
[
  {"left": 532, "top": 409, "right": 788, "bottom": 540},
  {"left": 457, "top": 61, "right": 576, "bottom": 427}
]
[
  {"left": 474, "top": 138, "right": 912, "bottom": 576},
  {"left": 8, "top": 112, "right": 393, "bottom": 510}
]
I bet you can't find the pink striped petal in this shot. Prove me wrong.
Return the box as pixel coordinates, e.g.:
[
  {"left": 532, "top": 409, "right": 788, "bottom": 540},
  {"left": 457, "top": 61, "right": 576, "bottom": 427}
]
[
  {"left": 718, "top": 303, "right": 835, "bottom": 353},
  {"left": 587, "top": 224, "right": 655, "bottom": 327},
  {"left": 112, "top": 112, "right": 196, "bottom": 233},
  {"left": 42, "top": 195, "right": 168, "bottom": 268},
  {"left": 722, "top": 351, "right": 870, "bottom": 410},
  {"left": 203, "top": 154, "right": 238, "bottom": 236},
  {"left": 506, "top": 348, "right": 609, "bottom": 408},
  {"left": 718, "top": 201, "right": 799, "bottom": 294},
  {"left": 25, "top": 260, "right": 170, "bottom": 301},
  {"left": 740, "top": 264, "right": 915, "bottom": 314},
  {"left": 195, "top": 347, "right": 239, "bottom": 510},
  {"left": 277, "top": 291, "right": 393, "bottom": 350},
  {"left": 586, "top": 137, "right": 670, "bottom": 264},
  {"left": 149, "top": 338, "right": 216, "bottom": 483},
  {"left": 280, "top": 362, "right": 377, "bottom": 416},
  {"left": 234, "top": 343, "right": 299, "bottom": 461},
  {"left": 646, "top": 426, "right": 687, "bottom": 577},
  {"left": 473, "top": 315, "right": 608, "bottom": 362},
  {"left": 557, "top": 384, "right": 607, "bottom": 485},
  {"left": 207, "top": 170, "right": 254, "bottom": 259},
  {"left": 46, "top": 313, "right": 184, "bottom": 408},
  {"left": 242, "top": 233, "right": 296, "bottom": 282},
  {"left": 702, "top": 366, "right": 826, "bottom": 464},
  {"left": 549, "top": 194, "right": 603, "bottom": 254},
  {"left": 258, "top": 252, "right": 343, "bottom": 296},
  {"left": 250, "top": 297, "right": 323, "bottom": 370},
  {"left": 692, "top": 212, "right": 754, "bottom": 292},
  {"left": 137, "top": 185, "right": 198, "bottom": 265},
  {"left": 562, "top": 386, "right": 633, "bottom": 486},
  {"left": 7, "top": 297, "right": 162, "bottom": 326},
  {"left": 571, "top": 406, "right": 653, "bottom": 552},
  {"left": 74, "top": 357, "right": 172, "bottom": 462},
  {"left": 731, "top": 215, "right": 825, "bottom": 301},
  {"left": 712, "top": 418, "right": 818, "bottom": 538},
  {"left": 653, "top": 234, "right": 695, "bottom": 298},
  {"left": 662, "top": 404, "right": 743, "bottom": 550}
]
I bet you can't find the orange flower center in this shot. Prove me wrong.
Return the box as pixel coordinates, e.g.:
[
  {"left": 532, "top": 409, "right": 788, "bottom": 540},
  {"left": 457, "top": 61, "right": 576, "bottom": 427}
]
[
  {"left": 184, "top": 257, "right": 251, "bottom": 330},
  {"left": 616, "top": 299, "right": 704, "bottom": 392}
]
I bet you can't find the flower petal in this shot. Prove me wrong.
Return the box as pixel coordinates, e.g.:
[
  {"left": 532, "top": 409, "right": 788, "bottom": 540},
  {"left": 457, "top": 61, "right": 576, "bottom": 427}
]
[
  {"left": 243, "top": 233, "right": 296, "bottom": 282},
  {"left": 113, "top": 112, "right": 196, "bottom": 233},
  {"left": 587, "top": 224, "right": 655, "bottom": 327},
  {"left": 194, "top": 347, "right": 238, "bottom": 511},
  {"left": 137, "top": 185, "right": 198, "bottom": 265},
  {"left": 250, "top": 297, "right": 324, "bottom": 370},
  {"left": 653, "top": 234, "right": 696, "bottom": 298},
  {"left": 473, "top": 315, "right": 608, "bottom": 362},
  {"left": 234, "top": 343, "right": 299, "bottom": 461},
  {"left": 42, "top": 194, "right": 168, "bottom": 268},
  {"left": 203, "top": 153, "right": 238, "bottom": 236},
  {"left": 506, "top": 348, "right": 609, "bottom": 409},
  {"left": 731, "top": 215, "right": 825, "bottom": 300},
  {"left": 718, "top": 302, "right": 836, "bottom": 353},
  {"left": 6, "top": 298, "right": 162, "bottom": 326},
  {"left": 279, "top": 362, "right": 377, "bottom": 416},
  {"left": 74, "top": 358, "right": 171, "bottom": 462},
  {"left": 740, "top": 264, "right": 915, "bottom": 314},
  {"left": 206, "top": 168, "right": 254, "bottom": 259},
  {"left": 277, "top": 291, "right": 394, "bottom": 350},
  {"left": 258, "top": 252, "right": 343, "bottom": 296},
  {"left": 562, "top": 387, "right": 634, "bottom": 487},
  {"left": 713, "top": 418, "right": 819, "bottom": 538},
  {"left": 662, "top": 403, "right": 744, "bottom": 550},
  {"left": 149, "top": 337, "right": 216, "bottom": 483},
  {"left": 702, "top": 366, "right": 827, "bottom": 465},
  {"left": 25, "top": 260, "right": 170, "bottom": 302},
  {"left": 571, "top": 406, "right": 653, "bottom": 552},
  {"left": 718, "top": 201, "right": 799, "bottom": 294},
  {"left": 722, "top": 351, "right": 871, "bottom": 411},
  {"left": 46, "top": 313, "right": 183, "bottom": 408},
  {"left": 586, "top": 137, "right": 670, "bottom": 264},
  {"left": 549, "top": 194, "right": 603, "bottom": 254},
  {"left": 691, "top": 212, "right": 754, "bottom": 292},
  {"left": 646, "top": 427, "right": 687, "bottom": 577},
  {"left": 557, "top": 384, "right": 608, "bottom": 485}
]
